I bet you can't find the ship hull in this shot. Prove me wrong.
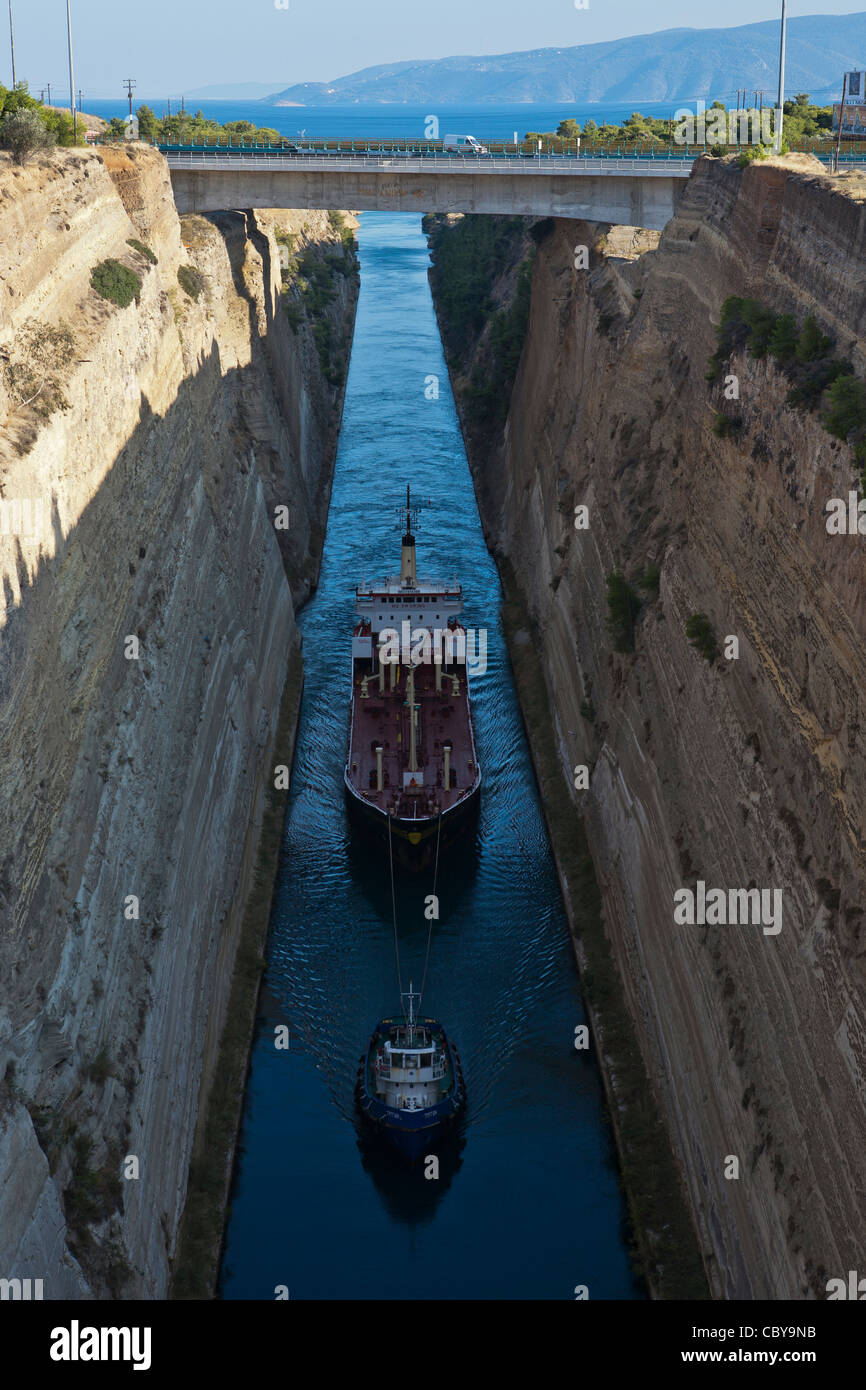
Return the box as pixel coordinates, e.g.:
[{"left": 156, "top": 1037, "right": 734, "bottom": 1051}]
[
  {"left": 344, "top": 772, "right": 480, "bottom": 872},
  {"left": 356, "top": 1020, "right": 465, "bottom": 1163}
]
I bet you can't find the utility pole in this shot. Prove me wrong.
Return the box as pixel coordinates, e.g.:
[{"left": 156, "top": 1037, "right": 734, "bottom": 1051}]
[
  {"left": 77, "top": 88, "right": 82, "bottom": 112},
  {"left": 774, "top": 0, "right": 787, "bottom": 154},
  {"left": 66, "top": 0, "right": 77, "bottom": 144},
  {"left": 834, "top": 72, "right": 848, "bottom": 173},
  {"left": 123, "top": 78, "right": 136, "bottom": 116},
  {"left": 8, "top": 0, "right": 15, "bottom": 88},
  {"left": 46, "top": 81, "right": 51, "bottom": 106}
]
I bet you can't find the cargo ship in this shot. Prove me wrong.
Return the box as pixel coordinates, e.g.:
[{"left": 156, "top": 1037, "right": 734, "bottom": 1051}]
[
  {"left": 356, "top": 985, "right": 464, "bottom": 1162},
  {"left": 344, "top": 487, "right": 481, "bottom": 871}
]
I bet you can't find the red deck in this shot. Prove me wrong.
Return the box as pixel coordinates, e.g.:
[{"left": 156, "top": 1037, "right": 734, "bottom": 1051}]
[{"left": 346, "top": 657, "right": 479, "bottom": 822}]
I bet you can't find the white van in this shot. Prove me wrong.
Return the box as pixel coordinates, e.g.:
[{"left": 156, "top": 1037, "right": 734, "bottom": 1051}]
[{"left": 442, "top": 134, "right": 489, "bottom": 155}]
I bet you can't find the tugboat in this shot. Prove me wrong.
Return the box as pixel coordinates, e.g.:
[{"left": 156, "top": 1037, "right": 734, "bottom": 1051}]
[
  {"left": 344, "top": 487, "right": 481, "bottom": 871},
  {"left": 356, "top": 984, "right": 464, "bottom": 1163}
]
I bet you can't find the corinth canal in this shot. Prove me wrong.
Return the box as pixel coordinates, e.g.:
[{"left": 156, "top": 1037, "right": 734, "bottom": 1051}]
[{"left": 219, "top": 211, "right": 639, "bottom": 1300}]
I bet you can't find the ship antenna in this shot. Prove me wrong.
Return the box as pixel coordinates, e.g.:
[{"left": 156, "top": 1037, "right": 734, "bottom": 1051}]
[
  {"left": 406, "top": 483, "right": 412, "bottom": 538},
  {"left": 402, "top": 980, "right": 420, "bottom": 1041}
]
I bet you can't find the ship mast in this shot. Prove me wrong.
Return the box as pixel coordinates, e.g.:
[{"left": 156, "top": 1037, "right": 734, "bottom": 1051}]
[
  {"left": 403, "top": 980, "right": 420, "bottom": 1041},
  {"left": 396, "top": 484, "right": 428, "bottom": 589}
]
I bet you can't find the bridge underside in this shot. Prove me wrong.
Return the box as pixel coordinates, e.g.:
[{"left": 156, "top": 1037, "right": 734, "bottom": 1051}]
[{"left": 169, "top": 168, "right": 683, "bottom": 230}]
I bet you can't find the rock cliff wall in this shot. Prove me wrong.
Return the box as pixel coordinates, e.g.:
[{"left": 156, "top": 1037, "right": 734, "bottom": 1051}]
[
  {"left": 0, "top": 144, "right": 357, "bottom": 1297},
  {"left": 428, "top": 156, "right": 866, "bottom": 1299}
]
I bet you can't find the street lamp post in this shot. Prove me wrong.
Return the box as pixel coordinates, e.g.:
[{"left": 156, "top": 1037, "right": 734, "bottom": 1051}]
[
  {"left": 774, "top": 0, "right": 787, "bottom": 154},
  {"left": 8, "top": 0, "right": 15, "bottom": 88},
  {"left": 66, "top": 0, "right": 77, "bottom": 144}
]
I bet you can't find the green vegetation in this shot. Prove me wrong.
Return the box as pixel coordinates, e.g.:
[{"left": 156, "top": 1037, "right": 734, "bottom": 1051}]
[
  {"left": 64, "top": 1134, "right": 124, "bottom": 1247},
  {"left": 87, "top": 1047, "right": 115, "bottom": 1084},
  {"left": 274, "top": 224, "right": 357, "bottom": 385},
  {"left": 686, "top": 613, "right": 719, "bottom": 664},
  {"left": 824, "top": 375, "right": 866, "bottom": 470},
  {"left": 128, "top": 104, "right": 295, "bottom": 149},
  {"left": 427, "top": 214, "right": 535, "bottom": 432},
  {"left": 91, "top": 258, "right": 141, "bottom": 309},
  {"left": 465, "top": 255, "right": 533, "bottom": 427},
  {"left": 2, "top": 319, "right": 75, "bottom": 420},
  {"left": 637, "top": 562, "right": 661, "bottom": 595},
  {"left": 127, "top": 237, "right": 158, "bottom": 265},
  {"left": 0, "top": 108, "right": 55, "bottom": 163},
  {"left": 0, "top": 82, "right": 77, "bottom": 152},
  {"left": 736, "top": 144, "right": 773, "bottom": 168},
  {"left": 327, "top": 209, "right": 357, "bottom": 252},
  {"left": 605, "top": 572, "right": 641, "bottom": 653},
  {"left": 712, "top": 412, "right": 740, "bottom": 437},
  {"left": 708, "top": 294, "right": 866, "bottom": 478},
  {"left": 523, "top": 95, "right": 833, "bottom": 154},
  {"left": 177, "top": 264, "right": 206, "bottom": 301}
]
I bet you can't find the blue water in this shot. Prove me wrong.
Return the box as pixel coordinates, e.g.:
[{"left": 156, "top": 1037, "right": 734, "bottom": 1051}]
[
  {"left": 85, "top": 97, "right": 680, "bottom": 141},
  {"left": 218, "top": 212, "right": 641, "bottom": 1301}
]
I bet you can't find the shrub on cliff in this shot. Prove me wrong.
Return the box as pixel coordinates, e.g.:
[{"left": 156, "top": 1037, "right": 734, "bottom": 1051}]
[
  {"left": 177, "top": 265, "right": 206, "bottom": 301},
  {"left": 796, "top": 314, "right": 833, "bottom": 363},
  {"left": 605, "top": 572, "right": 641, "bottom": 653},
  {"left": 823, "top": 375, "right": 866, "bottom": 463},
  {"left": 767, "top": 313, "right": 798, "bottom": 363},
  {"left": 2, "top": 319, "right": 75, "bottom": 419},
  {"left": 685, "top": 613, "right": 719, "bottom": 664},
  {"left": 91, "top": 259, "right": 142, "bottom": 308},
  {"left": 127, "top": 238, "right": 157, "bottom": 265},
  {"left": 0, "top": 108, "right": 56, "bottom": 163},
  {"left": 785, "top": 356, "right": 850, "bottom": 411}
]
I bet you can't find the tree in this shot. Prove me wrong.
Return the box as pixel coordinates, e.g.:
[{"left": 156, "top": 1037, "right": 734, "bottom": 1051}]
[
  {"left": 136, "top": 104, "right": 158, "bottom": 141},
  {"left": 0, "top": 108, "right": 55, "bottom": 163},
  {"left": 107, "top": 116, "right": 127, "bottom": 140},
  {"left": 583, "top": 119, "right": 599, "bottom": 141},
  {"left": 557, "top": 117, "right": 581, "bottom": 138}
]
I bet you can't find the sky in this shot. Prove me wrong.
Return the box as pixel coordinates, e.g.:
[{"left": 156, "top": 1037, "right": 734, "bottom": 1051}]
[{"left": 4, "top": 0, "right": 866, "bottom": 100}]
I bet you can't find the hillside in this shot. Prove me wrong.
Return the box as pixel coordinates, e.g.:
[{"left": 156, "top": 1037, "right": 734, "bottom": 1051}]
[{"left": 264, "top": 13, "right": 866, "bottom": 106}]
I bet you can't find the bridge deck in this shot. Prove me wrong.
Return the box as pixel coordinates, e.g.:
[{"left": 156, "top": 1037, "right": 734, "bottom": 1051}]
[{"left": 164, "top": 152, "right": 696, "bottom": 178}]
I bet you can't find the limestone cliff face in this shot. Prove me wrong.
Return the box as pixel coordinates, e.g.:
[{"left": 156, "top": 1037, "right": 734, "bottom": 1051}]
[
  {"left": 0, "top": 145, "right": 357, "bottom": 1297},
  {"left": 430, "top": 157, "right": 866, "bottom": 1299}
]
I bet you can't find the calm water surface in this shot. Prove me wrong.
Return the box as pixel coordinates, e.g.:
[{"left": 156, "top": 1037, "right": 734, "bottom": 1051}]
[{"left": 219, "top": 212, "right": 641, "bottom": 1301}]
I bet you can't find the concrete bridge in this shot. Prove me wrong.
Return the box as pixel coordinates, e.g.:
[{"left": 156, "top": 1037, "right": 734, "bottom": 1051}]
[{"left": 165, "top": 152, "right": 695, "bottom": 230}]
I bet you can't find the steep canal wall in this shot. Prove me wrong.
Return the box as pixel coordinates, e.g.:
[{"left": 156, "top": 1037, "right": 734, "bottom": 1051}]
[
  {"left": 0, "top": 144, "right": 358, "bottom": 1297},
  {"left": 427, "top": 154, "right": 866, "bottom": 1299}
]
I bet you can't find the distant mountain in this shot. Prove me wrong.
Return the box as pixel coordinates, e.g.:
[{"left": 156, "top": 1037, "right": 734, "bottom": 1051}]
[{"left": 262, "top": 14, "right": 866, "bottom": 106}]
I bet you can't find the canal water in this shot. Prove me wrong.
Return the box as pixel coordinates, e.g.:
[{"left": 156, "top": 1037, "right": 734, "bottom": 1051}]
[{"left": 219, "top": 212, "right": 640, "bottom": 1301}]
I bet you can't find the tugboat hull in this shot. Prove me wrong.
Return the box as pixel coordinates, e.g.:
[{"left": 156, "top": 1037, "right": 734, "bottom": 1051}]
[{"left": 356, "top": 1017, "right": 465, "bottom": 1163}]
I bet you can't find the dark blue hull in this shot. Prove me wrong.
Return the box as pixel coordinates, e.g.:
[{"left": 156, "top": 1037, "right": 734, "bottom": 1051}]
[{"left": 356, "top": 1017, "right": 465, "bottom": 1164}]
